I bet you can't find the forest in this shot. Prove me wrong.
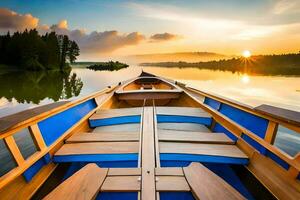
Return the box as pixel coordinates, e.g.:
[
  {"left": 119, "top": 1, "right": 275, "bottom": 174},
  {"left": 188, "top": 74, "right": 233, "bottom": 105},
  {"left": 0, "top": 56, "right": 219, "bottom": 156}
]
[
  {"left": 141, "top": 53, "right": 300, "bottom": 75},
  {"left": 0, "top": 29, "right": 79, "bottom": 71}
]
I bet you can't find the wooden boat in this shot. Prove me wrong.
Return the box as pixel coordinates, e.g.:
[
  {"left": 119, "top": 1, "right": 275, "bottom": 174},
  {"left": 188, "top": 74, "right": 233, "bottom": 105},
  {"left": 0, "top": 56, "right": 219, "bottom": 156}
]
[{"left": 0, "top": 71, "right": 300, "bottom": 200}]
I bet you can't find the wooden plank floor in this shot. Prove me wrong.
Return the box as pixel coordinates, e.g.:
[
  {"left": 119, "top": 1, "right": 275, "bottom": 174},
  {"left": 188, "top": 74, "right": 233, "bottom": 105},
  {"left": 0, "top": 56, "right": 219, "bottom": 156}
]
[
  {"left": 66, "top": 132, "right": 139, "bottom": 143},
  {"left": 158, "top": 130, "right": 234, "bottom": 144}
]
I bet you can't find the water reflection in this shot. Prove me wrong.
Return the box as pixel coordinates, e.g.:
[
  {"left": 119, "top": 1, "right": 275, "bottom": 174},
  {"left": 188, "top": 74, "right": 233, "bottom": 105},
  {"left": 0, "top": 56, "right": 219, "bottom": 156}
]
[{"left": 0, "top": 70, "right": 83, "bottom": 104}]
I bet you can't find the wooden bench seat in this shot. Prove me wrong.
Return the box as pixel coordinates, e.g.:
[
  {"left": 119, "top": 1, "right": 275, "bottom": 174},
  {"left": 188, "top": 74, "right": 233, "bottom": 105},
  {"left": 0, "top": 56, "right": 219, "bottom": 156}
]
[
  {"left": 89, "top": 108, "right": 142, "bottom": 127},
  {"left": 158, "top": 123, "right": 211, "bottom": 132},
  {"left": 158, "top": 130, "right": 234, "bottom": 144},
  {"left": 53, "top": 142, "right": 139, "bottom": 163},
  {"left": 156, "top": 107, "right": 211, "bottom": 118},
  {"left": 44, "top": 164, "right": 108, "bottom": 200},
  {"left": 156, "top": 107, "right": 212, "bottom": 125},
  {"left": 160, "top": 142, "right": 248, "bottom": 165},
  {"left": 93, "top": 123, "right": 140, "bottom": 132},
  {"left": 66, "top": 132, "right": 139, "bottom": 143},
  {"left": 183, "top": 162, "right": 246, "bottom": 200}
]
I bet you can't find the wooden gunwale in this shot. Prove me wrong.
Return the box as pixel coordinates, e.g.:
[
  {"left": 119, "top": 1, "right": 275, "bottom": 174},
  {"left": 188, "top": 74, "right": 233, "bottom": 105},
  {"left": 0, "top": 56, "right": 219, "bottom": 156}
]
[
  {"left": 0, "top": 85, "right": 117, "bottom": 139},
  {"left": 0, "top": 107, "right": 97, "bottom": 189},
  {"left": 182, "top": 88, "right": 300, "bottom": 172},
  {"left": 0, "top": 85, "right": 117, "bottom": 190},
  {"left": 186, "top": 87, "right": 300, "bottom": 132}
]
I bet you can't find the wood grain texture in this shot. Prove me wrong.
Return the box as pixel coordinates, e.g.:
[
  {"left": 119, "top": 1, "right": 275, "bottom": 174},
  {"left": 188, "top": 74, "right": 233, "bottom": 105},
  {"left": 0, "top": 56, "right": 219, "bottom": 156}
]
[
  {"left": 117, "top": 91, "right": 182, "bottom": 100},
  {"left": 108, "top": 168, "right": 141, "bottom": 176},
  {"left": 0, "top": 163, "right": 57, "bottom": 200},
  {"left": 264, "top": 121, "right": 278, "bottom": 144},
  {"left": 156, "top": 176, "right": 190, "bottom": 191},
  {"left": 157, "top": 123, "right": 211, "bottom": 132},
  {"left": 0, "top": 101, "right": 69, "bottom": 134},
  {"left": 93, "top": 124, "right": 140, "bottom": 132},
  {"left": 91, "top": 107, "right": 142, "bottom": 120},
  {"left": 141, "top": 107, "right": 156, "bottom": 200},
  {"left": 160, "top": 142, "right": 248, "bottom": 158},
  {"left": 153, "top": 106, "right": 161, "bottom": 167},
  {"left": 247, "top": 152, "right": 300, "bottom": 200},
  {"left": 255, "top": 104, "right": 300, "bottom": 127},
  {"left": 29, "top": 124, "right": 47, "bottom": 150},
  {"left": 55, "top": 142, "right": 139, "bottom": 155},
  {"left": 101, "top": 176, "right": 140, "bottom": 192},
  {"left": 66, "top": 132, "right": 139, "bottom": 143},
  {"left": 158, "top": 130, "right": 234, "bottom": 144},
  {"left": 156, "top": 106, "right": 211, "bottom": 118},
  {"left": 44, "top": 164, "right": 107, "bottom": 200},
  {"left": 155, "top": 168, "right": 184, "bottom": 176},
  {"left": 0, "top": 108, "right": 96, "bottom": 190},
  {"left": 183, "top": 162, "right": 245, "bottom": 200},
  {"left": 182, "top": 88, "right": 300, "bottom": 171},
  {"left": 4, "top": 136, "right": 25, "bottom": 166}
]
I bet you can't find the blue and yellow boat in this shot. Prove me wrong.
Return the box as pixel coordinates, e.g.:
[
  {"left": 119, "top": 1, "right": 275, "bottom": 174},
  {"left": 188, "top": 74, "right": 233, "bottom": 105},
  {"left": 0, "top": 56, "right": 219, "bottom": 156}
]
[{"left": 0, "top": 71, "right": 299, "bottom": 200}]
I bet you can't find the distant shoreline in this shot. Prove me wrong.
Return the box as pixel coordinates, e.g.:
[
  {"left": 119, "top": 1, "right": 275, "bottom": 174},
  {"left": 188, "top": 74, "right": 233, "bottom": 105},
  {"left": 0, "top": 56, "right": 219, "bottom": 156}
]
[{"left": 140, "top": 53, "right": 300, "bottom": 76}]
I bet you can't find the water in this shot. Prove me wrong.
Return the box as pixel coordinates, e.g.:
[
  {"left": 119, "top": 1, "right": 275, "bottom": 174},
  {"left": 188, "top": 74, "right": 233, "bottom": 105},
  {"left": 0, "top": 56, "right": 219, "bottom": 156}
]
[{"left": 0, "top": 66, "right": 300, "bottom": 174}]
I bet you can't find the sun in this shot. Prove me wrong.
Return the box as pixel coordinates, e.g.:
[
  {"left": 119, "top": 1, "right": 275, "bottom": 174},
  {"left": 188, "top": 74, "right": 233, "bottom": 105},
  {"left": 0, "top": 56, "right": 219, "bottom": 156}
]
[{"left": 242, "top": 50, "right": 251, "bottom": 58}]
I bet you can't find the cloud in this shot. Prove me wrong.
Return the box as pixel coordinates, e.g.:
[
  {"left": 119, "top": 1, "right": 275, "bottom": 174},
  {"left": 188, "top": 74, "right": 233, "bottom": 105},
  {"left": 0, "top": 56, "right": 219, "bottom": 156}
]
[
  {"left": 0, "top": 8, "right": 146, "bottom": 55},
  {"left": 43, "top": 20, "right": 146, "bottom": 54},
  {"left": 273, "top": 0, "right": 300, "bottom": 14},
  {"left": 0, "top": 8, "right": 39, "bottom": 31},
  {"left": 149, "top": 32, "right": 181, "bottom": 42},
  {"left": 50, "top": 19, "right": 68, "bottom": 30}
]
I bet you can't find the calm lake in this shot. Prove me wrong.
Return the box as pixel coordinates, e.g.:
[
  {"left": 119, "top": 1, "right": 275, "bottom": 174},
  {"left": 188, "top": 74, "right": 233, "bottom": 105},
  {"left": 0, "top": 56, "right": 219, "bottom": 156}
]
[{"left": 0, "top": 66, "right": 300, "bottom": 175}]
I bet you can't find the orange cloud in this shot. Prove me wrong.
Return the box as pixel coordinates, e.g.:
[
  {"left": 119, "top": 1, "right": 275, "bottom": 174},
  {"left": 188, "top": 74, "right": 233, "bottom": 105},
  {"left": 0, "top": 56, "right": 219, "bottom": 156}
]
[
  {"left": 0, "top": 8, "right": 38, "bottom": 31},
  {"left": 45, "top": 20, "right": 146, "bottom": 54},
  {"left": 150, "top": 32, "right": 181, "bottom": 42}
]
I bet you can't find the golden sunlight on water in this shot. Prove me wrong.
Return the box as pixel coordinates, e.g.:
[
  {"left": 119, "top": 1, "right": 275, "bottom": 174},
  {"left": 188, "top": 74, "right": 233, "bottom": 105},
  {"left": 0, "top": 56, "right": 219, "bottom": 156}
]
[
  {"left": 142, "top": 66, "right": 300, "bottom": 111},
  {"left": 241, "top": 74, "right": 250, "bottom": 84},
  {"left": 1, "top": 66, "right": 300, "bottom": 117}
]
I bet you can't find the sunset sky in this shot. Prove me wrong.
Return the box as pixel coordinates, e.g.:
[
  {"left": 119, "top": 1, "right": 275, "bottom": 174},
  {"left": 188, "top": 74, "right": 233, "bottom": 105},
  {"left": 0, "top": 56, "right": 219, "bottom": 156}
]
[{"left": 1, "top": 0, "right": 300, "bottom": 61}]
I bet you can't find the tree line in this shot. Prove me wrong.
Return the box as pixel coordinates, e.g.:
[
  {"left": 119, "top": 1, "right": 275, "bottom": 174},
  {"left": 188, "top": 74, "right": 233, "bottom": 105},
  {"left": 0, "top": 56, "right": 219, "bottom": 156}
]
[
  {"left": 140, "top": 53, "right": 300, "bottom": 75},
  {"left": 86, "top": 61, "right": 129, "bottom": 71},
  {"left": 0, "top": 29, "right": 79, "bottom": 71}
]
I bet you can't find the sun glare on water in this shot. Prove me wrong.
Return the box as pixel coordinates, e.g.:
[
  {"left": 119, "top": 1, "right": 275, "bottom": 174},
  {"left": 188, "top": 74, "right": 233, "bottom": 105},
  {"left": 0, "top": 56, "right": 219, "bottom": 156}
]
[
  {"left": 241, "top": 74, "right": 250, "bottom": 84},
  {"left": 243, "top": 50, "right": 251, "bottom": 58}
]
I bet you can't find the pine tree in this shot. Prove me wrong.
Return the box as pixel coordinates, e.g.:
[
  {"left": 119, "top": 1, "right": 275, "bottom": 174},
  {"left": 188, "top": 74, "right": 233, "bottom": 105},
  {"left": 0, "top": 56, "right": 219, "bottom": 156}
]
[{"left": 68, "top": 41, "right": 80, "bottom": 64}]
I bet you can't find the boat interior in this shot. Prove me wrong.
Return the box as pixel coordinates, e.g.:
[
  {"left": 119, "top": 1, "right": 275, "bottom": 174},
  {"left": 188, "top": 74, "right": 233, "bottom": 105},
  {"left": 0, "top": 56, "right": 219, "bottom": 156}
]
[{"left": 0, "top": 72, "right": 299, "bottom": 200}]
